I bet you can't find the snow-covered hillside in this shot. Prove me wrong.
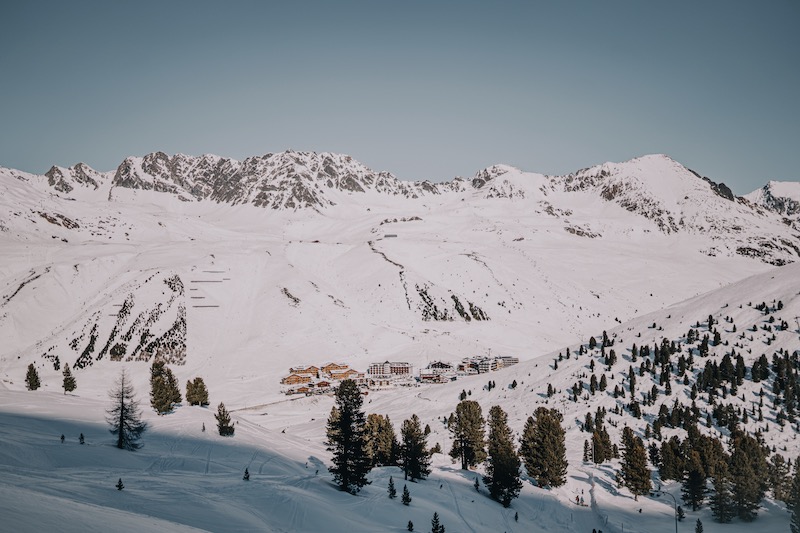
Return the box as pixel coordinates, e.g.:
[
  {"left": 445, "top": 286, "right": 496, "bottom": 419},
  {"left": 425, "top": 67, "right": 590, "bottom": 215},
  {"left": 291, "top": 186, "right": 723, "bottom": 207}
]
[{"left": 1, "top": 150, "right": 799, "bottom": 531}]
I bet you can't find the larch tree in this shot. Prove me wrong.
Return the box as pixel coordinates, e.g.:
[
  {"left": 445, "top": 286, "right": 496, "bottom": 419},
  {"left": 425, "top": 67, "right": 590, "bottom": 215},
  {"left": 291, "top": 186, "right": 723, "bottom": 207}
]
[
  {"left": 449, "top": 400, "right": 486, "bottom": 470},
  {"left": 326, "top": 379, "right": 371, "bottom": 493},
  {"left": 400, "top": 414, "right": 431, "bottom": 481},
  {"left": 484, "top": 405, "right": 522, "bottom": 507},
  {"left": 106, "top": 369, "right": 147, "bottom": 450}
]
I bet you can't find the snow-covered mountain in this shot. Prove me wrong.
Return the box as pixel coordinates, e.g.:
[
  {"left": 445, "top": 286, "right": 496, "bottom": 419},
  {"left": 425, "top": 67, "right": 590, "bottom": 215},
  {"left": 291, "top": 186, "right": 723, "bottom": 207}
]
[{"left": 745, "top": 180, "right": 800, "bottom": 231}]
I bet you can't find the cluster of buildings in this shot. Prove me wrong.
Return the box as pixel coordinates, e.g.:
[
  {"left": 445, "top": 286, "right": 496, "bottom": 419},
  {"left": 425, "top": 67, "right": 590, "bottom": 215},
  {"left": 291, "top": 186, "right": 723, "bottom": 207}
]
[{"left": 280, "top": 355, "right": 519, "bottom": 395}]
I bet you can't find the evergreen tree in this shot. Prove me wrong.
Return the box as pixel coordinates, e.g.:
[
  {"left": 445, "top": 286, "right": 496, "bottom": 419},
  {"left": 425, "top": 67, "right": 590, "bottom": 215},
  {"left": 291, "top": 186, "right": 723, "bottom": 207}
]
[
  {"left": 407, "top": 520, "right": 414, "bottom": 532},
  {"left": 106, "top": 370, "right": 147, "bottom": 450},
  {"left": 729, "top": 430, "right": 767, "bottom": 521},
  {"left": 79, "top": 433, "right": 84, "bottom": 444},
  {"left": 62, "top": 365, "right": 76, "bottom": 394},
  {"left": 326, "top": 379, "right": 371, "bottom": 493},
  {"left": 149, "top": 360, "right": 181, "bottom": 415},
  {"left": 400, "top": 414, "right": 431, "bottom": 481},
  {"left": 388, "top": 476, "right": 397, "bottom": 499},
  {"left": 682, "top": 450, "right": 707, "bottom": 511},
  {"left": 243, "top": 467, "right": 250, "bottom": 481},
  {"left": 620, "top": 427, "right": 651, "bottom": 500},
  {"left": 215, "top": 402, "right": 235, "bottom": 436},
  {"left": 365, "top": 413, "right": 398, "bottom": 467},
  {"left": 790, "top": 457, "right": 800, "bottom": 533},
  {"left": 25, "top": 363, "right": 40, "bottom": 390},
  {"left": 695, "top": 518, "right": 703, "bottom": 533},
  {"left": 116, "top": 478, "right": 124, "bottom": 490},
  {"left": 430, "top": 512, "right": 445, "bottom": 533},
  {"left": 402, "top": 484, "right": 411, "bottom": 505},
  {"left": 484, "top": 405, "right": 522, "bottom": 507},
  {"left": 710, "top": 466, "right": 735, "bottom": 523},
  {"left": 768, "top": 453, "right": 791, "bottom": 502},
  {"left": 519, "top": 408, "right": 567, "bottom": 487},
  {"left": 185, "top": 377, "right": 210, "bottom": 406},
  {"left": 448, "top": 400, "right": 486, "bottom": 470}
]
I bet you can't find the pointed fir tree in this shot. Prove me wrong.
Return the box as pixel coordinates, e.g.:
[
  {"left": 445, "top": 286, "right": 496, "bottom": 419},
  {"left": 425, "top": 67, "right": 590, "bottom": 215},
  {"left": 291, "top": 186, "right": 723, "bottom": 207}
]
[
  {"left": 729, "top": 430, "right": 767, "bottom": 521},
  {"left": 620, "top": 427, "right": 651, "bottom": 500},
  {"left": 407, "top": 520, "right": 414, "bottom": 532},
  {"left": 116, "top": 478, "right": 124, "bottom": 491},
  {"left": 484, "top": 405, "right": 522, "bottom": 507},
  {"left": 430, "top": 512, "right": 445, "bottom": 533},
  {"left": 400, "top": 414, "right": 431, "bottom": 481},
  {"left": 106, "top": 369, "right": 147, "bottom": 451},
  {"left": 25, "top": 363, "right": 40, "bottom": 391},
  {"left": 243, "top": 467, "right": 250, "bottom": 480},
  {"left": 402, "top": 484, "right": 411, "bottom": 505},
  {"left": 79, "top": 433, "right": 84, "bottom": 444},
  {"left": 326, "top": 379, "right": 371, "bottom": 493},
  {"left": 215, "top": 402, "right": 235, "bottom": 436},
  {"left": 695, "top": 518, "right": 703, "bottom": 533},
  {"left": 365, "top": 413, "right": 398, "bottom": 467},
  {"left": 388, "top": 476, "right": 397, "bottom": 499},
  {"left": 448, "top": 400, "right": 486, "bottom": 470},
  {"left": 62, "top": 364, "right": 76, "bottom": 394},
  {"left": 520, "top": 408, "right": 567, "bottom": 487}
]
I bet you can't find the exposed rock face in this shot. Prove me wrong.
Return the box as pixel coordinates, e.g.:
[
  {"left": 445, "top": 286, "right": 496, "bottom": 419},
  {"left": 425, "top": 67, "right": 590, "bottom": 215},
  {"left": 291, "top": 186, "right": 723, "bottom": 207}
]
[{"left": 45, "top": 163, "right": 102, "bottom": 193}]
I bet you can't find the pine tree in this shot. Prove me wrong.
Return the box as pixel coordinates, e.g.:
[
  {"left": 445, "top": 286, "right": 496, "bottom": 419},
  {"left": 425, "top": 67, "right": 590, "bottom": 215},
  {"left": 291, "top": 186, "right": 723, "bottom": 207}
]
[
  {"left": 79, "top": 433, "right": 84, "bottom": 444},
  {"left": 620, "top": 427, "right": 651, "bottom": 500},
  {"left": 520, "top": 408, "right": 567, "bottom": 487},
  {"left": 215, "top": 402, "right": 235, "bottom": 436},
  {"left": 790, "top": 456, "right": 800, "bottom": 533},
  {"left": 388, "top": 476, "right": 397, "bottom": 499},
  {"left": 185, "top": 376, "right": 210, "bottom": 406},
  {"left": 116, "top": 478, "right": 124, "bottom": 491},
  {"left": 729, "top": 430, "right": 767, "bottom": 521},
  {"left": 407, "top": 520, "right": 414, "bottom": 531},
  {"left": 106, "top": 370, "right": 147, "bottom": 450},
  {"left": 243, "top": 467, "right": 250, "bottom": 480},
  {"left": 682, "top": 450, "right": 707, "bottom": 511},
  {"left": 25, "top": 363, "right": 40, "bottom": 391},
  {"left": 484, "top": 405, "right": 522, "bottom": 507},
  {"left": 365, "top": 413, "right": 398, "bottom": 467},
  {"left": 695, "top": 518, "right": 703, "bottom": 533},
  {"left": 448, "top": 400, "right": 486, "bottom": 470},
  {"left": 710, "top": 466, "right": 735, "bottom": 523},
  {"left": 402, "top": 484, "right": 411, "bottom": 505},
  {"left": 326, "top": 379, "right": 371, "bottom": 493},
  {"left": 150, "top": 360, "right": 181, "bottom": 414},
  {"left": 400, "top": 414, "right": 431, "bottom": 481},
  {"left": 430, "top": 512, "right": 445, "bottom": 533},
  {"left": 62, "top": 365, "right": 76, "bottom": 394},
  {"left": 768, "top": 453, "right": 791, "bottom": 502}
]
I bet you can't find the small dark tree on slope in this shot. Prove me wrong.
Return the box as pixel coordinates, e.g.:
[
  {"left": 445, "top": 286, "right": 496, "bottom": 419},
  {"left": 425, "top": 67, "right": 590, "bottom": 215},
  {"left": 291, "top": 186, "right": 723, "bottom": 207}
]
[
  {"left": 215, "top": 402, "right": 235, "bottom": 436},
  {"left": 695, "top": 518, "right": 703, "bottom": 533},
  {"left": 449, "top": 400, "right": 486, "bottom": 470},
  {"left": 326, "top": 379, "right": 371, "bottom": 493},
  {"left": 243, "top": 468, "right": 250, "bottom": 481},
  {"left": 620, "top": 427, "right": 651, "bottom": 500},
  {"left": 62, "top": 365, "right": 76, "bottom": 394},
  {"left": 402, "top": 484, "right": 411, "bottom": 505},
  {"left": 106, "top": 370, "right": 147, "bottom": 451},
  {"left": 407, "top": 520, "right": 414, "bottom": 531},
  {"left": 25, "top": 363, "right": 40, "bottom": 390},
  {"left": 430, "top": 512, "right": 445, "bottom": 533},
  {"left": 484, "top": 405, "right": 522, "bottom": 507},
  {"left": 116, "top": 478, "right": 124, "bottom": 491},
  {"left": 388, "top": 476, "right": 397, "bottom": 499}
]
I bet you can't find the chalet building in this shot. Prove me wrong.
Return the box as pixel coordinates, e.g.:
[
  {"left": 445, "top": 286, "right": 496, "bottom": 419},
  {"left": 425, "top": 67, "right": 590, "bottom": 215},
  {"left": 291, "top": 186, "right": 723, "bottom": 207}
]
[
  {"left": 281, "top": 373, "right": 312, "bottom": 385},
  {"left": 420, "top": 361, "right": 456, "bottom": 382},
  {"left": 321, "top": 362, "right": 349, "bottom": 376},
  {"left": 289, "top": 365, "right": 319, "bottom": 377}
]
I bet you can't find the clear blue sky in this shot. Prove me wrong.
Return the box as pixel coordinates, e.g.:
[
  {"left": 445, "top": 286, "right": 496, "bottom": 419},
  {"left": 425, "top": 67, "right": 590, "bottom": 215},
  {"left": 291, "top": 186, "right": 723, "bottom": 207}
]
[{"left": 1, "top": 1, "right": 797, "bottom": 193}]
